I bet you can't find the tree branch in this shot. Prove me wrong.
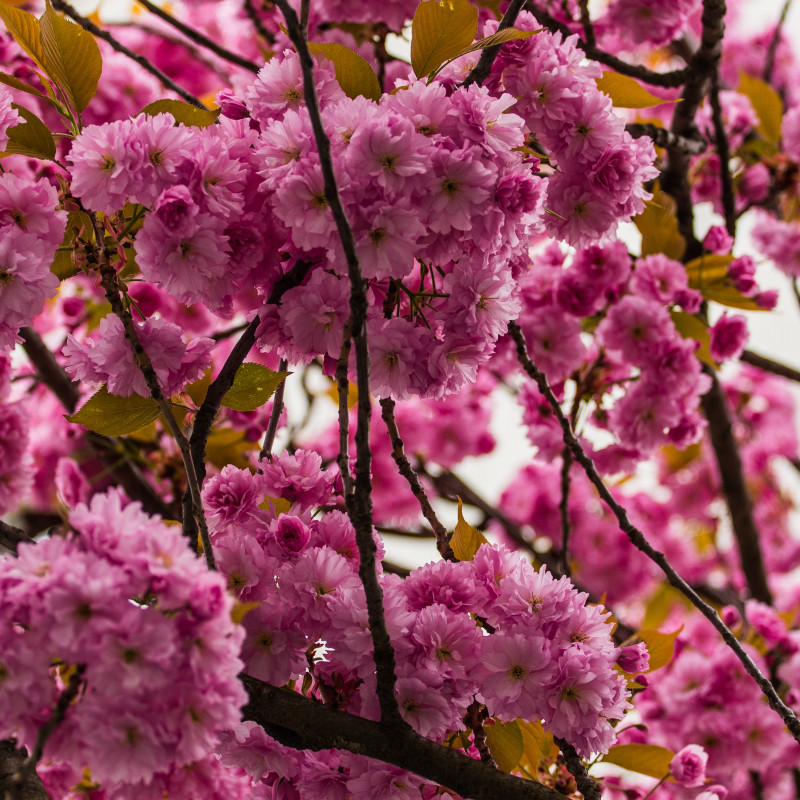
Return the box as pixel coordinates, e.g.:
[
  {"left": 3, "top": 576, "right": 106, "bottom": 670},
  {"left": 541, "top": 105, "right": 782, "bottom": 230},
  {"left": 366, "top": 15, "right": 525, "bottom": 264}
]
[
  {"left": 50, "top": 0, "right": 206, "bottom": 109},
  {"left": 506, "top": 320, "right": 800, "bottom": 743},
  {"left": 764, "top": 0, "right": 793, "bottom": 82},
  {"left": 242, "top": 0, "right": 276, "bottom": 46},
  {"left": 709, "top": 70, "right": 736, "bottom": 236},
  {"left": 135, "top": 0, "right": 260, "bottom": 73},
  {"left": 558, "top": 448, "right": 572, "bottom": 578},
  {"left": 462, "top": 0, "right": 527, "bottom": 88},
  {"left": 523, "top": 3, "right": 690, "bottom": 88},
  {"left": 275, "top": 0, "right": 404, "bottom": 727},
  {"left": 0, "top": 521, "right": 33, "bottom": 554},
  {"left": 20, "top": 328, "right": 172, "bottom": 519},
  {"left": 379, "top": 398, "right": 455, "bottom": 561},
  {"left": 554, "top": 737, "right": 602, "bottom": 800},
  {"left": 241, "top": 675, "right": 568, "bottom": 800},
  {"left": 259, "top": 358, "right": 288, "bottom": 461},
  {"left": 700, "top": 369, "right": 772, "bottom": 603},
  {"left": 626, "top": 123, "right": 707, "bottom": 154},
  {"left": 0, "top": 741, "right": 49, "bottom": 800},
  {"left": 740, "top": 350, "right": 800, "bottom": 383}
]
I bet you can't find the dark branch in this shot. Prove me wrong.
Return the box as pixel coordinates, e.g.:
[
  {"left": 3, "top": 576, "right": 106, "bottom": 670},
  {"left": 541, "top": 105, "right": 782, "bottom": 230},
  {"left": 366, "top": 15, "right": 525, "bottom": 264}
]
[
  {"left": 0, "top": 741, "right": 49, "bottom": 800},
  {"left": 379, "top": 398, "right": 455, "bottom": 561},
  {"left": 507, "top": 320, "right": 800, "bottom": 743},
  {"left": 50, "top": 0, "right": 206, "bottom": 109},
  {"left": 709, "top": 71, "right": 736, "bottom": 236},
  {"left": 242, "top": 0, "right": 277, "bottom": 46},
  {"left": 0, "top": 520, "right": 33, "bottom": 554},
  {"left": 554, "top": 738, "right": 602, "bottom": 800},
  {"left": 462, "top": 0, "right": 527, "bottom": 88},
  {"left": 275, "top": 0, "right": 404, "bottom": 727},
  {"left": 524, "top": 3, "right": 690, "bottom": 88},
  {"left": 241, "top": 675, "right": 568, "bottom": 800},
  {"left": 558, "top": 448, "right": 572, "bottom": 578},
  {"left": 764, "top": 0, "right": 793, "bottom": 82},
  {"left": 135, "top": 0, "right": 260, "bottom": 73},
  {"left": 700, "top": 370, "right": 772, "bottom": 603},
  {"left": 740, "top": 350, "right": 800, "bottom": 383},
  {"left": 20, "top": 328, "right": 80, "bottom": 413},
  {"left": 260, "top": 359, "right": 288, "bottom": 461},
  {"left": 626, "top": 123, "right": 707, "bottom": 154}
]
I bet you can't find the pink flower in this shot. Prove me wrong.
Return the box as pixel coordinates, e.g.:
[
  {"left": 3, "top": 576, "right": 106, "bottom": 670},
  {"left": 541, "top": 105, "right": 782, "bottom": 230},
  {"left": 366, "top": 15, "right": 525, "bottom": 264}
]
[
  {"left": 670, "top": 744, "right": 709, "bottom": 787},
  {"left": 0, "top": 87, "right": 19, "bottom": 152},
  {"left": 709, "top": 313, "right": 748, "bottom": 362}
]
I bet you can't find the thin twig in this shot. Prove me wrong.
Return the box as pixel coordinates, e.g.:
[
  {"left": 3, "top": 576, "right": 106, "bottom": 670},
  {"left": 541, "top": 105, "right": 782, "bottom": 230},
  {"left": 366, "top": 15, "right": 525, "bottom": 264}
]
[
  {"left": 89, "top": 213, "right": 215, "bottom": 569},
  {"left": 135, "top": 0, "right": 260, "bottom": 73},
  {"left": 558, "top": 447, "right": 572, "bottom": 578},
  {"left": 50, "top": 0, "right": 206, "bottom": 109},
  {"left": 336, "top": 320, "right": 355, "bottom": 499},
  {"left": 764, "top": 0, "right": 793, "bottom": 82},
  {"left": 465, "top": 702, "right": 497, "bottom": 767},
  {"left": 740, "top": 350, "right": 800, "bottom": 383},
  {"left": 8, "top": 666, "right": 85, "bottom": 800},
  {"left": 300, "top": 0, "right": 310, "bottom": 39},
  {"left": 506, "top": 320, "right": 800, "bottom": 743},
  {"left": 275, "top": 0, "right": 404, "bottom": 728},
  {"left": 242, "top": 0, "right": 277, "bottom": 46},
  {"left": 379, "top": 397, "right": 455, "bottom": 561},
  {"left": 554, "top": 737, "right": 602, "bottom": 800},
  {"left": 524, "top": 4, "right": 690, "bottom": 88},
  {"left": 260, "top": 359, "right": 288, "bottom": 460},
  {"left": 462, "top": 0, "right": 527, "bottom": 88},
  {"left": 709, "top": 70, "right": 736, "bottom": 236},
  {"left": 700, "top": 369, "right": 772, "bottom": 604}
]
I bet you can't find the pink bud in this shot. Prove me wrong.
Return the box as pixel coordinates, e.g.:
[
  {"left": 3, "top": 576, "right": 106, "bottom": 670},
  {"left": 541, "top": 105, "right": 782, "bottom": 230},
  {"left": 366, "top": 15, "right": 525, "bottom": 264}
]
[{"left": 670, "top": 744, "right": 708, "bottom": 787}]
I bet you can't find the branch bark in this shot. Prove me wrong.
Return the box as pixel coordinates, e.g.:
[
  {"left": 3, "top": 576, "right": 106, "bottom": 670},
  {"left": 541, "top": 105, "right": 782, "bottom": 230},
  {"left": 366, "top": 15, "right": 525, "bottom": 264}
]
[
  {"left": 0, "top": 742, "right": 49, "bottom": 800},
  {"left": 462, "top": 0, "right": 527, "bottom": 88}
]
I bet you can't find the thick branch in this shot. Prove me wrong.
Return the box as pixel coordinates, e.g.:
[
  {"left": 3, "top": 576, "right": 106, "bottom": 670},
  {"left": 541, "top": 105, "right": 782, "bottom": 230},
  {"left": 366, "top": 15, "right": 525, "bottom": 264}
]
[
  {"left": 0, "top": 742, "right": 49, "bottom": 800},
  {"left": 19, "top": 328, "right": 79, "bottom": 413},
  {"left": 507, "top": 321, "right": 800, "bottom": 743},
  {"left": 660, "top": 0, "right": 727, "bottom": 258},
  {"left": 524, "top": 4, "right": 690, "bottom": 88},
  {"left": 0, "top": 521, "right": 33, "bottom": 554},
  {"left": 626, "top": 123, "right": 707, "bottom": 154},
  {"left": 700, "top": 370, "right": 772, "bottom": 603},
  {"left": 135, "top": 0, "right": 260, "bottom": 73},
  {"left": 554, "top": 738, "right": 602, "bottom": 800},
  {"left": 462, "top": 0, "right": 527, "bottom": 88},
  {"left": 241, "top": 675, "right": 567, "bottom": 800},
  {"left": 50, "top": 0, "right": 206, "bottom": 109},
  {"left": 379, "top": 398, "right": 455, "bottom": 561},
  {"left": 275, "top": 0, "right": 403, "bottom": 727}
]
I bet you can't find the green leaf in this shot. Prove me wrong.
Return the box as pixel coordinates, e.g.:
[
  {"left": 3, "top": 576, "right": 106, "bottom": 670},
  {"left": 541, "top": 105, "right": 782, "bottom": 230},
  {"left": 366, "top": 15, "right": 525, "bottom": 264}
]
[
  {"left": 308, "top": 42, "right": 381, "bottom": 102},
  {"left": 50, "top": 248, "right": 77, "bottom": 280},
  {"left": 139, "top": 99, "right": 219, "bottom": 128},
  {"left": 596, "top": 72, "right": 674, "bottom": 108},
  {"left": 671, "top": 310, "right": 716, "bottom": 369},
  {"left": 0, "top": 3, "right": 47, "bottom": 72},
  {"left": 66, "top": 387, "right": 161, "bottom": 436},
  {"left": 485, "top": 719, "right": 524, "bottom": 773},
  {"left": 428, "top": 26, "right": 538, "bottom": 79},
  {"left": 206, "top": 427, "right": 258, "bottom": 470},
  {"left": 259, "top": 495, "right": 292, "bottom": 517},
  {"left": 410, "top": 0, "right": 478, "bottom": 79},
  {"left": 633, "top": 183, "right": 686, "bottom": 261},
  {"left": 0, "top": 70, "right": 46, "bottom": 98},
  {"left": 220, "top": 363, "right": 290, "bottom": 412},
  {"left": 39, "top": 2, "right": 102, "bottom": 113},
  {"left": 738, "top": 71, "right": 783, "bottom": 145},
  {"left": 637, "top": 626, "right": 683, "bottom": 672},
  {"left": 601, "top": 743, "right": 674, "bottom": 779},
  {"left": 1, "top": 103, "right": 55, "bottom": 160},
  {"left": 450, "top": 497, "right": 488, "bottom": 561},
  {"left": 684, "top": 253, "right": 767, "bottom": 311},
  {"left": 518, "top": 719, "right": 546, "bottom": 772}
]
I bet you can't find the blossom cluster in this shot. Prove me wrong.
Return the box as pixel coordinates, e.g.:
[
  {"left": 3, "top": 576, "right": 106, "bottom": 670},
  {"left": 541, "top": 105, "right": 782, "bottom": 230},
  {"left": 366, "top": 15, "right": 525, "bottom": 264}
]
[{"left": 0, "top": 491, "right": 247, "bottom": 800}]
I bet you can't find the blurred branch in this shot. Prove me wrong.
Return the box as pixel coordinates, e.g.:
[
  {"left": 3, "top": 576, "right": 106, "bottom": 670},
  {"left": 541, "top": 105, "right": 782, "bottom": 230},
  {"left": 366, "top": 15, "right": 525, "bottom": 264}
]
[
  {"left": 0, "top": 521, "right": 33, "bottom": 555},
  {"left": 626, "top": 123, "right": 707, "bottom": 154},
  {"left": 0, "top": 741, "right": 50, "bottom": 800},
  {"left": 709, "top": 71, "right": 737, "bottom": 236},
  {"left": 740, "top": 350, "right": 800, "bottom": 383},
  {"left": 764, "top": 0, "right": 793, "bottom": 82},
  {"left": 50, "top": 0, "right": 206, "bottom": 109},
  {"left": 462, "top": 0, "right": 527, "bottom": 88},
  {"left": 135, "top": 0, "right": 260, "bottom": 73}
]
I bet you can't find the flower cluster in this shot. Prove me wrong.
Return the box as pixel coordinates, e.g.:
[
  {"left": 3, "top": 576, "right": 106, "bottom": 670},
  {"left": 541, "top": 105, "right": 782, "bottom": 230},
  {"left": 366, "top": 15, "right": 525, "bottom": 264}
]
[{"left": 0, "top": 491, "right": 247, "bottom": 799}]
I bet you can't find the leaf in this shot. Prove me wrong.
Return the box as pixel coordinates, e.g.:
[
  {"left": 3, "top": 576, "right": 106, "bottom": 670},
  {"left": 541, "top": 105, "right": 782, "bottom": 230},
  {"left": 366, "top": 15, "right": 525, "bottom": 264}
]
[
  {"left": 0, "top": 3, "right": 47, "bottom": 71},
  {"left": 410, "top": 0, "right": 478, "bottom": 79},
  {"left": 259, "top": 495, "right": 292, "bottom": 517},
  {"left": 450, "top": 497, "right": 488, "bottom": 561},
  {"left": 139, "top": 99, "right": 219, "bottom": 128},
  {"left": 308, "top": 42, "right": 381, "bottom": 102},
  {"left": 633, "top": 183, "right": 686, "bottom": 261},
  {"left": 206, "top": 427, "right": 259, "bottom": 470},
  {"left": 231, "top": 600, "right": 260, "bottom": 625},
  {"left": 601, "top": 743, "right": 674, "bottom": 779},
  {"left": 637, "top": 626, "right": 683, "bottom": 672},
  {"left": 220, "top": 363, "right": 289, "bottom": 412},
  {"left": 50, "top": 248, "right": 77, "bottom": 280},
  {"left": 428, "top": 27, "right": 538, "bottom": 79},
  {"left": 66, "top": 387, "right": 161, "bottom": 436},
  {"left": 738, "top": 71, "right": 783, "bottom": 145},
  {"left": 684, "top": 253, "right": 767, "bottom": 311},
  {"left": 0, "top": 70, "right": 46, "bottom": 98},
  {"left": 39, "top": 2, "right": 102, "bottom": 113},
  {"left": 596, "top": 72, "right": 674, "bottom": 108},
  {"left": 2, "top": 103, "right": 55, "bottom": 160},
  {"left": 641, "top": 581, "right": 693, "bottom": 631},
  {"left": 671, "top": 310, "right": 716, "bottom": 369},
  {"left": 485, "top": 719, "right": 524, "bottom": 773},
  {"left": 517, "top": 720, "right": 546, "bottom": 772}
]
